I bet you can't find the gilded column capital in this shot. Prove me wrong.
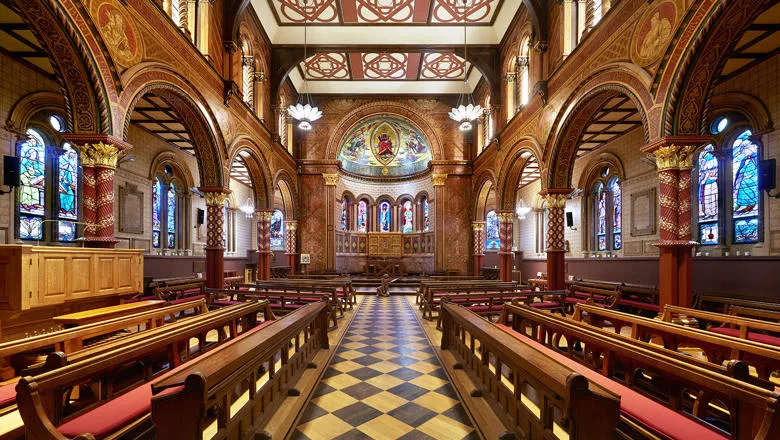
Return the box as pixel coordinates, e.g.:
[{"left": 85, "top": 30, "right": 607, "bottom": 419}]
[
  {"left": 496, "top": 211, "right": 515, "bottom": 223},
  {"left": 543, "top": 193, "right": 567, "bottom": 208},
  {"left": 284, "top": 220, "right": 298, "bottom": 231},
  {"left": 322, "top": 173, "right": 340, "bottom": 186},
  {"left": 74, "top": 141, "right": 127, "bottom": 169},
  {"left": 431, "top": 174, "right": 447, "bottom": 186},
  {"left": 199, "top": 187, "right": 230, "bottom": 207},
  {"left": 676, "top": 145, "right": 697, "bottom": 170},
  {"left": 255, "top": 209, "right": 275, "bottom": 222},
  {"left": 652, "top": 145, "right": 681, "bottom": 171},
  {"left": 472, "top": 221, "right": 485, "bottom": 232}
]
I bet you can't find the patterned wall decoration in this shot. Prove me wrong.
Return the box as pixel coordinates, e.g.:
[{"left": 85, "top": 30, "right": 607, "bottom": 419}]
[
  {"left": 420, "top": 52, "right": 468, "bottom": 79},
  {"left": 362, "top": 53, "right": 409, "bottom": 79},
  {"left": 304, "top": 53, "right": 350, "bottom": 79},
  {"left": 300, "top": 52, "right": 470, "bottom": 81},
  {"left": 336, "top": 231, "right": 433, "bottom": 255},
  {"left": 337, "top": 116, "right": 433, "bottom": 177},
  {"left": 95, "top": 0, "right": 143, "bottom": 67},
  {"left": 631, "top": 1, "right": 678, "bottom": 67},
  {"left": 269, "top": 0, "right": 503, "bottom": 24}
]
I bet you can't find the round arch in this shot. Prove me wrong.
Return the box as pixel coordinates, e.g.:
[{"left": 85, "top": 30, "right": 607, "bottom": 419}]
[
  {"left": 273, "top": 169, "right": 298, "bottom": 219},
  {"left": 148, "top": 151, "right": 196, "bottom": 190},
  {"left": 7, "top": 91, "right": 67, "bottom": 134},
  {"left": 473, "top": 173, "right": 497, "bottom": 221},
  {"left": 227, "top": 136, "right": 273, "bottom": 210},
  {"left": 497, "top": 137, "right": 543, "bottom": 210}
]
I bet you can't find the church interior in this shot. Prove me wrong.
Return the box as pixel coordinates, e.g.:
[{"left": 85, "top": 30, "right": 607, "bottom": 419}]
[{"left": 0, "top": 0, "right": 778, "bottom": 438}]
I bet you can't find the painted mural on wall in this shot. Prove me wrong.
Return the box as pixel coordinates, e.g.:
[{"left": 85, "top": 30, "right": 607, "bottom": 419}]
[
  {"left": 338, "top": 116, "right": 432, "bottom": 177},
  {"left": 631, "top": 0, "right": 678, "bottom": 67}
]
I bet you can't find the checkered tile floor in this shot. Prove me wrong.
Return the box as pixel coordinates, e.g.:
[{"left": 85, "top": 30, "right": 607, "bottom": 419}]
[{"left": 292, "top": 296, "right": 477, "bottom": 440}]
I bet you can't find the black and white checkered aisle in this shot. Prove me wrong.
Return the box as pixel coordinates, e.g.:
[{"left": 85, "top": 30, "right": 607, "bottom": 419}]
[{"left": 292, "top": 296, "right": 477, "bottom": 440}]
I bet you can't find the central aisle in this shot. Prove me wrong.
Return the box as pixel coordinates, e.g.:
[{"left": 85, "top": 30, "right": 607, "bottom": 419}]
[{"left": 292, "top": 295, "right": 477, "bottom": 440}]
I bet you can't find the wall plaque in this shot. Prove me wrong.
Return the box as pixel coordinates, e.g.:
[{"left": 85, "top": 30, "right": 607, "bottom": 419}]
[
  {"left": 119, "top": 183, "right": 144, "bottom": 234},
  {"left": 631, "top": 188, "right": 656, "bottom": 236}
]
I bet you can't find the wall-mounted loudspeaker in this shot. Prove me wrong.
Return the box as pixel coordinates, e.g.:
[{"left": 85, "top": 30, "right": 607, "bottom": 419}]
[
  {"left": 758, "top": 159, "right": 776, "bottom": 191},
  {"left": 566, "top": 212, "right": 574, "bottom": 228},
  {"left": 197, "top": 208, "right": 205, "bottom": 225},
  {"left": 3, "top": 156, "right": 20, "bottom": 187}
]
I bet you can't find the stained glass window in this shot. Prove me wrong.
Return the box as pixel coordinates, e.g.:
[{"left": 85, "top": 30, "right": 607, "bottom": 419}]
[
  {"left": 402, "top": 201, "right": 414, "bottom": 233},
  {"left": 423, "top": 197, "right": 430, "bottom": 232},
  {"left": 610, "top": 178, "right": 622, "bottom": 250},
  {"left": 18, "top": 129, "right": 46, "bottom": 240},
  {"left": 698, "top": 144, "right": 719, "bottom": 245},
  {"left": 357, "top": 200, "right": 367, "bottom": 233},
  {"left": 732, "top": 130, "right": 759, "bottom": 243},
  {"left": 341, "top": 199, "right": 347, "bottom": 231},
  {"left": 595, "top": 183, "right": 607, "bottom": 251},
  {"left": 57, "top": 143, "right": 79, "bottom": 242},
  {"left": 378, "top": 201, "right": 392, "bottom": 232},
  {"left": 270, "top": 209, "right": 284, "bottom": 248},
  {"left": 167, "top": 187, "right": 176, "bottom": 249},
  {"left": 486, "top": 210, "right": 500, "bottom": 249},
  {"left": 152, "top": 180, "right": 162, "bottom": 248}
]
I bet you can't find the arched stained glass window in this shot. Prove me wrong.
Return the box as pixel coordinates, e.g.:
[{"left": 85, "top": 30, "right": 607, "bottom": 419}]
[
  {"left": 167, "top": 187, "right": 177, "bottom": 248},
  {"left": 378, "top": 201, "right": 392, "bottom": 232},
  {"left": 732, "top": 130, "right": 759, "bottom": 243},
  {"left": 270, "top": 209, "right": 284, "bottom": 248},
  {"left": 340, "top": 199, "right": 347, "bottom": 231},
  {"left": 610, "top": 178, "right": 622, "bottom": 250},
  {"left": 401, "top": 201, "right": 414, "bottom": 233},
  {"left": 595, "top": 183, "right": 607, "bottom": 251},
  {"left": 19, "top": 129, "right": 46, "bottom": 240},
  {"left": 698, "top": 144, "right": 719, "bottom": 245},
  {"left": 423, "top": 197, "right": 430, "bottom": 232},
  {"left": 486, "top": 210, "right": 500, "bottom": 249},
  {"left": 357, "top": 200, "right": 367, "bottom": 233},
  {"left": 58, "top": 143, "right": 78, "bottom": 241},
  {"left": 152, "top": 179, "right": 162, "bottom": 248}
]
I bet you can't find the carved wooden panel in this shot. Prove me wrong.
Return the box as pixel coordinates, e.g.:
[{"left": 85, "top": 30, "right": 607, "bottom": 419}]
[{"left": 368, "top": 232, "right": 403, "bottom": 257}]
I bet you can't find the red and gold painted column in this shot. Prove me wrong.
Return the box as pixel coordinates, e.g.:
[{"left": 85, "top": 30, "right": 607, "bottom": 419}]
[
  {"left": 68, "top": 135, "right": 131, "bottom": 248},
  {"left": 285, "top": 220, "right": 298, "bottom": 274},
  {"left": 200, "top": 188, "right": 230, "bottom": 289},
  {"left": 542, "top": 190, "right": 570, "bottom": 291},
  {"left": 323, "top": 173, "right": 339, "bottom": 273},
  {"left": 496, "top": 211, "right": 515, "bottom": 281},
  {"left": 472, "top": 221, "right": 485, "bottom": 276},
  {"left": 676, "top": 147, "right": 697, "bottom": 308},
  {"left": 431, "top": 173, "right": 447, "bottom": 273},
  {"left": 256, "top": 209, "right": 274, "bottom": 280}
]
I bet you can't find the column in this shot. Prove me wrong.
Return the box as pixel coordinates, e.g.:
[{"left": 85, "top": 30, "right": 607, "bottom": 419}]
[
  {"left": 431, "top": 174, "right": 447, "bottom": 273},
  {"left": 472, "top": 221, "right": 485, "bottom": 276},
  {"left": 285, "top": 220, "right": 298, "bottom": 274},
  {"left": 68, "top": 135, "right": 131, "bottom": 248},
  {"left": 323, "top": 173, "right": 339, "bottom": 273},
  {"left": 200, "top": 187, "right": 229, "bottom": 288},
  {"left": 496, "top": 211, "right": 515, "bottom": 282},
  {"left": 256, "top": 209, "right": 273, "bottom": 280},
  {"left": 543, "top": 191, "right": 571, "bottom": 291},
  {"left": 676, "top": 147, "right": 696, "bottom": 308}
]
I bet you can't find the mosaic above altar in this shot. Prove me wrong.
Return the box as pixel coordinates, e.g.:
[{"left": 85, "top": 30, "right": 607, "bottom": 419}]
[{"left": 337, "top": 116, "right": 432, "bottom": 178}]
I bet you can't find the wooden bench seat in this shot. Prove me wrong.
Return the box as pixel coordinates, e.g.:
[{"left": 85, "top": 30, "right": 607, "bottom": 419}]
[
  {"left": 662, "top": 305, "right": 780, "bottom": 348},
  {"left": 435, "top": 290, "right": 567, "bottom": 329},
  {"left": 15, "top": 300, "right": 274, "bottom": 440},
  {"left": 500, "top": 303, "right": 780, "bottom": 439},
  {"left": 694, "top": 293, "right": 780, "bottom": 314},
  {"left": 249, "top": 279, "right": 354, "bottom": 313},
  {"left": 565, "top": 281, "right": 621, "bottom": 312},
  {"left": 728, "top": 306, "right": 780, "bottom": 323},
  {"left": 617, "top": 283, "right": 660, "bottom": 314},
  {"left": 418, "top": 281, "right": 519, "bottom": 319},
  {"left": 211, "top": 287, "right": 339, "bottom": 329},
  {"left": 53, "top": 300, "right": 165, "bottom": 329}
]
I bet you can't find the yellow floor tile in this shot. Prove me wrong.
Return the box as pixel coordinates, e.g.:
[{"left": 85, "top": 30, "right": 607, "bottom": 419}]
[
  {"left": 342, "top": 341, "right": 368, "bottom": 350},
  {"left": 311, "top": 391, "right": 358, "bottom": 412},
  {"left": 374, "top": 335, "right": 397, "bottom": 342},
  {"left": 331, "top": 360, "right": 363, "bottom": 373},
  {"left": 406, "top": 361, "right": 440, "bottom": 374},
  {"left": 409, "top": 374, "right": 448, "bottom": 391},
  {"left": 323, "top": 373, "right": 362, "bottom": 390},
  {"left": 357, "top": 414, "right": 414, "bottom": 439},
  {"left": 372, "top": 350, "right": 399, "bottom": 361},
  {"left": 336, "top": 350, "right": 365, "bottom": 360},
  {"left": 297, "top": 413, "right": 354, "bottom": 440},
  {"left": 412, "top": 391, "right": 458, "bottom": 412},
  {"left": 365, "top": 373, "right": 405, "bottom": 390},
  {"left": 373, "top": 342, "right": 397, "bottom": 350},
  {"left": 368, "top": 361, "right": 402, "bottom": 374},
  {"left": 406, "top": 350, "right": 435, "bottom": 361},
  {"left": 361, "top": 390, "right": 409, "bottom": 412},
  {"left": 417, "top": 414, "right": 473, "bottom": 439}
]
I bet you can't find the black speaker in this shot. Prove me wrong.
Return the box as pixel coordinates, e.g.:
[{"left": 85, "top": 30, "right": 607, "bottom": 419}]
[
  {"left": 758, "top": 159, "right": 776, "bottom": 191},
  {"left": 566, "top": 212, "right": 574, "bottom": 228},
  {"left": 197, "top": 208, "right": 205, "bottom": 225},
  {"left": 3, "top": 156, "right": 20, "bottom": 187}
]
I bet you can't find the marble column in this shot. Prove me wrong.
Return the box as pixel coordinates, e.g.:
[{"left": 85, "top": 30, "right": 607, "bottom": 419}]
[
  {"left": 200, "top": 187, "right": 230, "bottom": 288},
  {"left": 256, "top": 209, "right": 274, "bottom": 280},
  {"left": 496, "top": 211, "right": 515, "bottom": 282},
  {"left": 543, "top": 191, "right": 571, "bottom": 291},
  {"left": 472, "top": 221, "right": 486, "bottom": 276},
  {"left": 285, "top": 220, "right": 298, "bottom": 274},
  {"left": 68, "top": 135, "right": 131, "bottom": 248}
]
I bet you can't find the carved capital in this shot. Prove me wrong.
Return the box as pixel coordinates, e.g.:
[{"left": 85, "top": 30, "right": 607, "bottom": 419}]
[
  {"left": 74, "top": 142, "right": 126, "bottom": 169},
  {"left": 472, "top": 222, "right": 485, "bottom": 232},
  {"left": 256, "top": 209, "right": 274, "bottom": 222},
  {"left": 652, "top": 145, "right": 682, "bottom": 171},
  {"left": 322, "top": 173, "right": 339, "bottom": 186},
  {"left": 496, "top": 211, "right": 515, "bottom": 223},
  {"left": 224, "top": 41, "right": 238, "bottom": 53},
  {"left": 431, "top": 173, "right": 447, "bottom": 186},
  {"left": 544, "top": 193, "right": 567, "bottom": 209},
  {"left": 534, "top": 40, "right": 549, "bottom": 54},
  {"left": 200, "top": 187, "right": 230, "bottom": 207},
  {"left": 676, "top": 145, "right": 697, "bottom": 170},
  {"left": 284, "top": 220, "right": 298, "bottom": 231}
]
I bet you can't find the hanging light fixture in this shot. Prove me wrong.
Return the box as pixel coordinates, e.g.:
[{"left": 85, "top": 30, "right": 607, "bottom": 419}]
[
  {"left": 239, "top": 197, "right": 255, "bottom": 218},
  {"left": 287, "top": 0, "right": 322, "bottom": 130},
  {"left": 516, "top": 199, "right": 531, "bottom": 219},
  {"left": 448, "top": 0, "right": 482, "bottom": 131}
]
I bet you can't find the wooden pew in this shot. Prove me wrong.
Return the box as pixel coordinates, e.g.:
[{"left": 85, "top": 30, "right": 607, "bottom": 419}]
[
  {"left": 216, "top": 287, "right": 339, "bottom": 329},
  {"left": 416, "top": 280, "right": 514, "bottom": 307},
  {"left": 436, "top": 290, "right": 567, "bottom": 329},
  {"left": 223, "top": 270, "right": 244, "bottom": 289},
  {"left": 575, "top": 303, "right": 780, "bottom": 379},
  {"left": 250, "top": 279, "right": 354, "bottom": 314},
  {"left": 728, "top": 306, "right": 780, "bottom": 323},
  {"left": 616, "top": 283, "right": 660, "bottom": 315},
  {"left": 565, "top": 280, "right": 621, "bottom": 312},
  {"left": 270, "top": 265, "right": 292, "bottom": 278},
  {"left": 52, "top": 300, "right": 165, "bottom": 329},
  {"left": 14, "top": 300, "right": 274, "bottom": 440},
  {"left": 693, "top": 293, "right": 780, "bottom": 314},
  {"left": 152, "top": 278, "right": 207, "bottom": 306},
  {"left": 662, "top": 305, "right": 780, "bottom": 348},
  {"left": 439, "top": 302, "right": 621, "bottom": 439},
  {"left": 500, "top": 303, "right": 780, "bottom": 439},
  {"left": 150, "top": 302, "right": 330, "bottom": 439},
  {"left": 421, "top": 282, "right": 520, "bottom": 320}
]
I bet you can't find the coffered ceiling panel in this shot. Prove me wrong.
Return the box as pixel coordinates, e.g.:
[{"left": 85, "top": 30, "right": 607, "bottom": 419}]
[{"left": 299, "top": 51, "right": 471, "bottom": 82}]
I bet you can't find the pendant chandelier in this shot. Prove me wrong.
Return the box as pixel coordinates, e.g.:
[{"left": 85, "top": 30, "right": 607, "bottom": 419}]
[
  {"left": 448, "top": 0, "right": 482, "bottom": 131},
  {"left": 287, "top": 0, "right": 322, "bottom": 130}
]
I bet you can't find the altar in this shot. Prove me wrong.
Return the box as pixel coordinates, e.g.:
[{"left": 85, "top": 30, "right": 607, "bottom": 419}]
[
  {"left": 366, "top": 232, "right": 403, "bottom": 276},
  {"left": 334, "top": 231, "right": 434, "bottom": 275}
]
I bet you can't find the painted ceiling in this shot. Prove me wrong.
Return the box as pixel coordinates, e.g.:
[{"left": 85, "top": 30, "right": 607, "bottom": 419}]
[
  {"left": 300, "top": 51, "right": 472, "bottom": 80},
  {"left": 338, "top": 116, "right": 432, "bottom": 178}
]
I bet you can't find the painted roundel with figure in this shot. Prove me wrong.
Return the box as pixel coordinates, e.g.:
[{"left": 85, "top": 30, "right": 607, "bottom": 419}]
[{"left": 337, "top": 116, "right": 432, "bottom": 178}]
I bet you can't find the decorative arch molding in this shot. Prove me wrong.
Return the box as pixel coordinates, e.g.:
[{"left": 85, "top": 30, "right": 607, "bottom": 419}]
[
  {"left": 576, "top": 152, "right": 626, "bottom": 191},
  {"left": 149, "top": 151, "right": 196, "bottom": 190},
  {"left": 9, "top": 0, "right": 112, "bottom": 134},
  {"left": 415, "top": 191, "right": 431, "bottom": 203},
  {"left": 708, "top": 92, "right": 774, "bottom": 134},
  {"left": 376, "top": 195, "right": 396, "bottom": 208},
  {"left": 6, "top": 91, "right": 67, "bottom": 134},
  {"left": 473, "top": 174, "right": 496, "bottom": 221},
  {"left": 119, "top": 65, "right": 227, "bottom": 188},
  {"left": 544, "top": 77, "right": 652, "bottom": 190},
  {"left": 324, "top": 101, "right": 445, "bottom": 161},
  {"left": 496, "top": 137, "right": 543, "bottom": 209},
  {"left": 356, "top": 194, "right": 376, "bottom": 205},
  {"left": 665, "top": 0, "right": 774, "bottom": 136},
  {"left": 396, "top": 194, "right": 415, "bottom": 204},
  {"left": 340, "top": 191, "right": 356, "bottom": 202},
  {"left": 227, "top": 137, "right": 273, "bottom": 210},
  {"left": 273, "top": 169, "right": 298, "bottom": 218}
]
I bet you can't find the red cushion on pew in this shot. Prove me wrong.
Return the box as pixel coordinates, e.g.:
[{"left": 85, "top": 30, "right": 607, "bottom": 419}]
[
  {"left": 0, "top": 381, "right": 17, "bottom": 407},
  {"left": 171, "top": 295, "right": 206, "bottom": 305},
  {"left": 619, "top": 299, "right": 659, "bottom": 311},
  {"left": 528, "top": 301, "right": 562, "bottom": 309},
  {"left": 496, "top": 324, "right": 728, "bottom": 440},
  {"left": 466, "top": 306, "right": 497, "bottom": 313},
  {"left": 709, "top": 327, "right": 740, "bottom": 337},
  {"left": 211, "top": 299, "right": 243, "bottom": 307},
  {"left": 565, "top": 297, "right": 586, "bottom": 304},
  {"left": 710, "top": 327, "right": 780, "bottom": 347}
]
